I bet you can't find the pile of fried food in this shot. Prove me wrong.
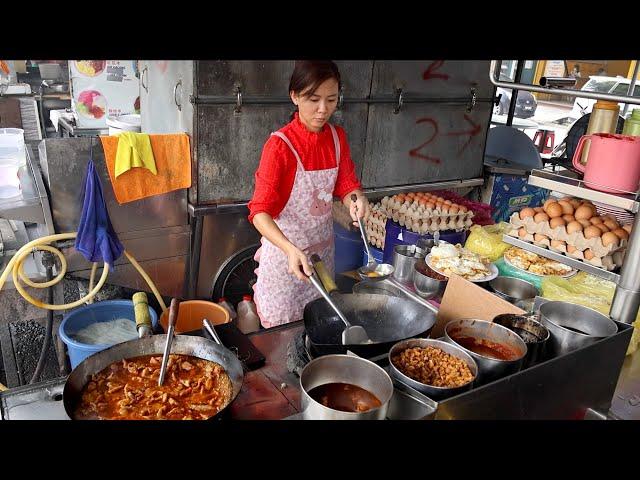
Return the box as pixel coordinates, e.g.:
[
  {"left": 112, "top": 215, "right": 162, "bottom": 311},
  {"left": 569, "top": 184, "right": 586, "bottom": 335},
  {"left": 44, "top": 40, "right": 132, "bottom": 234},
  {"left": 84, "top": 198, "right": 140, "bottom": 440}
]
[
  {"left": 392, "top": 346, "right": 474, "bottom": 388},
  {"left": 75, "top": 354, "right": 232, "bottom": 420},
  {"left": 504, "top": 247, "right": 574, "bottom": 276},
  {"left": 429, "top": 243, "right": 492, "bottom": 281}
]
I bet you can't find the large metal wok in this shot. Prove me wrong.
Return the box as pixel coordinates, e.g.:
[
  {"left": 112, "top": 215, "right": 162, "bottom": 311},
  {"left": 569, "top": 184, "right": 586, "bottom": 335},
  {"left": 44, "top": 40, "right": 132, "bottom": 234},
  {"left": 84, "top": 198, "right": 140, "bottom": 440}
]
[
  {"left": 304, "top": 257, "right": 437, "bottom": 356},
  {"left": 63, "top": 334, "right": 244, "bottom": 420}
]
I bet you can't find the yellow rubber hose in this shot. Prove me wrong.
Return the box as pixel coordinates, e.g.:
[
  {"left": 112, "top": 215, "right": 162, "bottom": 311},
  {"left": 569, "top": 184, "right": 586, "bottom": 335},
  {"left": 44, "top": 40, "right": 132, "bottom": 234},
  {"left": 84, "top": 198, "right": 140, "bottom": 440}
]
[{"left": 0, "top": 232, "right": 168, "bottom": 314}]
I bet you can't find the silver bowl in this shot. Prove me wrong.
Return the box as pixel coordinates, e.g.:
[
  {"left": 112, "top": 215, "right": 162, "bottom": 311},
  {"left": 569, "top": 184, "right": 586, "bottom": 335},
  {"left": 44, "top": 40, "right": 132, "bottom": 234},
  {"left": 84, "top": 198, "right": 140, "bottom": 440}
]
[
  {"left": 538, "top": 301, "right": 618, "bottom": 357},
  {"left": 488, "top": 276, "right": 539, "bottom": 304},
  {"left": 444, "top": 318, "right": 527, "bottom": 385},
  {"left": 412, "top": 258, "right": 447, "bottom": 299},
  {"left": 492, "top": 313, "right": 550, "bottom": 368},
  {"left": 389, "top": 338, "right": 477, "bottom": 400}
]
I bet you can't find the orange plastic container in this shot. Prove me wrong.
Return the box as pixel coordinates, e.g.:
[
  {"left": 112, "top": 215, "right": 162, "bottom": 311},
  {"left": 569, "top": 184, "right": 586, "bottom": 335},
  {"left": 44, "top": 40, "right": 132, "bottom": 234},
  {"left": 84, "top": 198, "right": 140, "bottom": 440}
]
[{"left": 159, "top": 300, "right": 230, "bottom": 334}]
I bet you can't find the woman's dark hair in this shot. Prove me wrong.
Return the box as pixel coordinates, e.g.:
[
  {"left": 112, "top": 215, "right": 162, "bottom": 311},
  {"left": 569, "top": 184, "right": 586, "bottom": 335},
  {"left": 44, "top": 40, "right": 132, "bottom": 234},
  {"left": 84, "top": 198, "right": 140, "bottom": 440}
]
[{"left": 289, "top": 60, "right": 341, "bottom": 97}]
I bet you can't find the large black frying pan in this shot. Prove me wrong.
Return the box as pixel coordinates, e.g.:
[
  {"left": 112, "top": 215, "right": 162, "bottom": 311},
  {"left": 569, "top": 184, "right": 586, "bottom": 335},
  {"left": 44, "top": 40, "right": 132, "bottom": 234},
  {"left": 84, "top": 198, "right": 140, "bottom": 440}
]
[{"left": 303, "top": 256, "right": 437, "bottom": 356}]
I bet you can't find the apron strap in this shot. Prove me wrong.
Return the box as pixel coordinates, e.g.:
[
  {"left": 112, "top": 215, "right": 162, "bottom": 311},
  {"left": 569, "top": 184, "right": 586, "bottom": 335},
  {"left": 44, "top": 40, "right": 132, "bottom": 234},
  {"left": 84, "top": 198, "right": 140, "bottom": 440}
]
[
  {"left": 327, "top": 123, "right": 340, "bottom": 166},
  {"left": 270, "top": 131, "right": 304, "bottom": 171}
]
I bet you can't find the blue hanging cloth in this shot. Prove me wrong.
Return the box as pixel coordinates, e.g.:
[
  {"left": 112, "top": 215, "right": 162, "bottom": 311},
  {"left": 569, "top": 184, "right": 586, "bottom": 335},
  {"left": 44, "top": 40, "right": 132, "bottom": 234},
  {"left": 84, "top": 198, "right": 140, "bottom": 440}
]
[{"left": 74, "top": 138, "right": 124, "bottom": 267}]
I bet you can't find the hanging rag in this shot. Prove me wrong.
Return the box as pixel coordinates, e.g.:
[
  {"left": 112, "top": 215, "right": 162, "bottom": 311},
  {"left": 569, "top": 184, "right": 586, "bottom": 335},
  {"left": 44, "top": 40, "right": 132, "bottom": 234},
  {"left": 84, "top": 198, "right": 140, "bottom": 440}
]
[
  {"left": 114, "top": 131, "right": 157, "bottom": 177},
  {"left": 74, "top": 138, "right": 124, "bottom": 267},
  {"left": 100, "top": 133, "right": 192, "bottom": 204}
]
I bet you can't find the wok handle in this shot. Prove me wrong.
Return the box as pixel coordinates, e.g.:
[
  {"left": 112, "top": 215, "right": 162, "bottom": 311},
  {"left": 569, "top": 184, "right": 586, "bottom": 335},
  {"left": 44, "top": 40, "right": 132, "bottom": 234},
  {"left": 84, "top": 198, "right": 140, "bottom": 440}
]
[{"left": 310, "top": 253, "right": 339, "bottom": 295}]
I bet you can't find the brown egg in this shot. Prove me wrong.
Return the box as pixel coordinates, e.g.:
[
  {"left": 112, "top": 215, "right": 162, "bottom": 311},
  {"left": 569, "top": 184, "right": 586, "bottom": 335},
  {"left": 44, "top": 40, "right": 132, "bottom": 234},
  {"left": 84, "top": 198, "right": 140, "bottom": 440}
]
[
  {"left": 407, "top": 192, "right": 416, "bottom": 199},
  {"left": 519, "top": 207, "right": 536, "bottom": 220},
  {"left": 418, "top": 197, "right": 428, "bottom": 206},
  {"left": 518, "top": 227, "right": 527, "bottom": 238},
  {"left": 435, "top": 197, "right": 445, "bottom": 203},
  {"left": 589, "top": 216, "right": 603, "bottom": 225},
  {"left": 440, "top": 205, "right": 450, "bottom": 214},
  {"left": 574, "top": 205, "right": 594, "bottom": 221},
  {"left": 595, "top": 224, "right": 610, "bottom": 233},
  {"left": 534, "top": 207, "right": 544, "bottom": 213},
  {"left": 534, "top": 212, "right": 550, "bottom": 223},
  {"left": 549, "top": 217, "right": 566, "bottom": 229},
  {"left": 543, "top": 198, "right": 556, "bottom": 211},
  {"left": 546, "top": 202, "right": 563, "bottom": 218},
  {"left": 603, "top": 219, "right": 620, "bottom": 231},
  {"left": 566, "top": 221, "right": 583, "bottom": 234},
  {"left": 584, "top": 249, "right": 595, "bottom": 261},
  {"left": 449, "top": 205, "right": 460, "bottom": 214},
  {"left": 558, "top": 200, "right": 574, "bottom": 215},
  {"left": 443, "top": 199, "right": 452, "bottom": 206},
  {"left": 584, "top": 226, "right": 602, "bottom": 239},
  {"left": 426, "top": 202, "right": 436, "bottom": 210},
  {"left": 567, "top": 245, "right": 578, "bottom": 254},
  {"left": 562, "top": 214, "right": 575, "bottom": 223},
  {"left": 601, "top": 232, "right": 620, "bottom": 247},
  {"left": 459, "top": 205, "right": 468, "bottom": 213},
  {"left": 613, "top": 228, "right": 629, "bottom": 240},
  {"left": 551, "top": 239, "right": 566, "bottom": 250},
  {"left": 569, "top": 199, "right": 582, "bottom": 209},
  {"left": 578, "top": 219, "right": 592, "bottom": 228},
  {"left": 623, "top": 224, "right": 633, "bottom": 234},
  {"left": 534, "top": 233, "right": 548, "bottom": 243}
]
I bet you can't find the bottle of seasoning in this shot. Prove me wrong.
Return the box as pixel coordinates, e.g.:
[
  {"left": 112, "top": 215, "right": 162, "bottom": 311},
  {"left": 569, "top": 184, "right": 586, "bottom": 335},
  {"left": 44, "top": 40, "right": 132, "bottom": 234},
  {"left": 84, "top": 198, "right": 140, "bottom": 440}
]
[
  {"left": 622, "top": 108, "right": 640, "bottom": 136},
  {"left": 133, "top": 292, "right": 153, "bottom": 338},
  {"left": 580, "top": 100, "right": 620, "bottom": 165}
]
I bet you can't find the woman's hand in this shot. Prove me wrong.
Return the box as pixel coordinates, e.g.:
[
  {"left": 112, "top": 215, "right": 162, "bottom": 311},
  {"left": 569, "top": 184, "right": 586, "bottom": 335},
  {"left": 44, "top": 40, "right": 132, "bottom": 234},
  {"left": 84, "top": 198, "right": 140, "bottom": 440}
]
[
  {"left": 285, "top": 244, "right": 313, "bottom": 281},
  {"left": 348, "top": 192, "right": 370, "bottom": 227}
]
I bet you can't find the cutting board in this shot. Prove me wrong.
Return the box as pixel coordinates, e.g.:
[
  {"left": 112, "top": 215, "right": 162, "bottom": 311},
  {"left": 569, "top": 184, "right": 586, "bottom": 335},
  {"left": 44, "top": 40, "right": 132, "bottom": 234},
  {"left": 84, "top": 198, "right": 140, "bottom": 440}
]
[{"left": 431, "top": 273, "right": 525, "bottom": 338}]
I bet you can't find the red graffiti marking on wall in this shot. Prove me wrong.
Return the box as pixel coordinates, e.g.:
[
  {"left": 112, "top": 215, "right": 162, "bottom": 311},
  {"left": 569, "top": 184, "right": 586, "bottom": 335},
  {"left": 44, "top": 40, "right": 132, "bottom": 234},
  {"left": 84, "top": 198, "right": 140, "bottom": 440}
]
[
  {"left": 422, "top": 60, "right": 450, "bottom": 82},
  {"left": 444, "top": 114, "right": 481, "bottom": 155},
  {"left": 409, "top": 118, "right": 441, "bottom": 164}
]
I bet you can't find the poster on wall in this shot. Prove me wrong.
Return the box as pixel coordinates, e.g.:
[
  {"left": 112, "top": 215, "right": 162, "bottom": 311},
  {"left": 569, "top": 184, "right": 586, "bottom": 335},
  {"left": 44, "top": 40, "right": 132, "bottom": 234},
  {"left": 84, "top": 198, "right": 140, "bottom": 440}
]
[
  {"left": 69, "top": 60, "right": 140, "bottom": 128},
  {"left": 543, "top": 60, "right": 566, "bottom": 78}
]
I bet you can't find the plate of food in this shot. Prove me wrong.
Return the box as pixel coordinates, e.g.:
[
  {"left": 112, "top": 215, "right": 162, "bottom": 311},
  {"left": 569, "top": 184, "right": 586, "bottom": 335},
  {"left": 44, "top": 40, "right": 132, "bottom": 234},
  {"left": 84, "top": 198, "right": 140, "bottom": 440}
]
[
  {"left": 76, "top": 89, "right": 107, "bottom": 119},
  {"left": 425, "top": 243, "right": 498, "bottom": 282},
  {"left": 75, "top": 60, "right": 106, "bottom": 77},
  {"left": 503, "top": 247, "right": 577, "bottom": 278}
]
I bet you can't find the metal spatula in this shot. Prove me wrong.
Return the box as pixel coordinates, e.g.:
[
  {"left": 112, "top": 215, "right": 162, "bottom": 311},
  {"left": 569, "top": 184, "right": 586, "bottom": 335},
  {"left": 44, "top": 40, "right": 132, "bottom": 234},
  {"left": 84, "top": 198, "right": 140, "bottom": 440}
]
[
  {"left": 158, "top": 298, "right": 180, "bottom": 386},
  {"left": 308, "top": 273, "right": 372, "bottom": 345}
]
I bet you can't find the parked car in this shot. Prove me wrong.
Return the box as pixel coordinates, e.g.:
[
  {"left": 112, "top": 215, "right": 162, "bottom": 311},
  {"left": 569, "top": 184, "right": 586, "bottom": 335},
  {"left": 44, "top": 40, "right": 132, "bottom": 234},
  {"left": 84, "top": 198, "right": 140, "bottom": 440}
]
[
  {"left": 570, "top": 75, "right": 640, "bottom": 118},
  {"left": 494, "top": 74, "right": 538, "bottom": 118}
]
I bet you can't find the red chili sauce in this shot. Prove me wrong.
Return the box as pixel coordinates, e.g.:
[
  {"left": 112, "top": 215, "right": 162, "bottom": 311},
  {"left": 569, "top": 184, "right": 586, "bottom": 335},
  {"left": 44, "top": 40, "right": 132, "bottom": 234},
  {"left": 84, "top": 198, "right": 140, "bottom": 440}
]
[
  {"left": 307, "top": 382, "right": 382, "bottom": 413},
  {"left": 452, "top": 336, "right": 519, "bottom": 361}
]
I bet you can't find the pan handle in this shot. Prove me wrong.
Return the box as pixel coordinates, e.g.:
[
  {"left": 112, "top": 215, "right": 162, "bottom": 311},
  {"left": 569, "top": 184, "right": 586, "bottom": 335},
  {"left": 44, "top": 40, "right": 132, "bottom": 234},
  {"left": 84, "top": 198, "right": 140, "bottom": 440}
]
[{"left": 310, "top": 253, "right": 339, "bottom": 294}]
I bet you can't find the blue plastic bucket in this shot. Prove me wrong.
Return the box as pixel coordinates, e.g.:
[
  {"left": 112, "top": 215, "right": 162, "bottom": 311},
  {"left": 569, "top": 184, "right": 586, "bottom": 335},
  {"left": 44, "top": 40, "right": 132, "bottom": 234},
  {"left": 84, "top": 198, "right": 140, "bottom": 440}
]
[
  {"left": 334, "top": 221, "right": 364, "bottom": 273},
  {"left": 59, "top": 300, "right": 158, "bottom": 369}
]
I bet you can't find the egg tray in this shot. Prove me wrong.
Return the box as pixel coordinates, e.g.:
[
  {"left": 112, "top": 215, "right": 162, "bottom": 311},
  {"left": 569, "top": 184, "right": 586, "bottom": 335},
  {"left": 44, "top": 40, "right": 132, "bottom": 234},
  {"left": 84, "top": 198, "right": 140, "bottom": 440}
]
[
  {"left": 505, "top": 231, "right": 621, "bottom": 270},
  {"left": 379, "top": 206, "right": 473, "bottom": 234},
  {"left": 508, "top": 212, "right": 626, "bottom": 258}
]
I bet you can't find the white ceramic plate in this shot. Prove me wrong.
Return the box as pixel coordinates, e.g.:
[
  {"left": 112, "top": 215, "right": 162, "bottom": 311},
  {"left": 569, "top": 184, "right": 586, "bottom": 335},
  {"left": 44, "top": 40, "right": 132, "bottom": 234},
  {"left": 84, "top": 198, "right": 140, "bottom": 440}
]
[
  {"left": 503, "top": 253, "right": 577, "bottom": 278},
  {"left": 425, "top": 253, "right": 499, "bottom": 283}
]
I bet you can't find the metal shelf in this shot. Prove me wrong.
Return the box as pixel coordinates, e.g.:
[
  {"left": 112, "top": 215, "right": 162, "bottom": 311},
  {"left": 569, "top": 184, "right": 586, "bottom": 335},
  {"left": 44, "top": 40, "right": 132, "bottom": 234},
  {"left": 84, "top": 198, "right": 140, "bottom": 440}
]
[
  {"left": 502, "top": 234, "right": 621, "bottom": 284},
  {"left": 527, "top": 169, "right": 640, "bottom": 213}
]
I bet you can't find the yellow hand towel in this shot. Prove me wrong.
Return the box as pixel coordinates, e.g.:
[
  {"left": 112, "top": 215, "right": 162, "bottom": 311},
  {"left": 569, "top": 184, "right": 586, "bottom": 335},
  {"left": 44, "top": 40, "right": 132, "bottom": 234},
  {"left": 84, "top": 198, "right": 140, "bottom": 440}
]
[{"left": 114, "top": 132, "right": 157, "bottom": 177}]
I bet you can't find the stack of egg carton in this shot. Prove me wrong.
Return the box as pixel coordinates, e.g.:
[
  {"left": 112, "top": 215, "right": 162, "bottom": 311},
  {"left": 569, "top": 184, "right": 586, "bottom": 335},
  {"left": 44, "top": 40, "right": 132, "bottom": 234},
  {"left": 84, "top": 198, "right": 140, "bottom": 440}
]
[
  {"left": 507, "top": 197, "right": 632, "bottom": 270},
  {"left": 379, "top": 192, "right": 474, "bottom": 235}
]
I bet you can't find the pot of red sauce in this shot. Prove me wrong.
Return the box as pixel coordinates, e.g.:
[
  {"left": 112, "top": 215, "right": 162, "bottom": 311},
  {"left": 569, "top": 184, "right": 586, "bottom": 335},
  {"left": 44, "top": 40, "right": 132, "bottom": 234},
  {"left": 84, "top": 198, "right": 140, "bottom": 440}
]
[
  {"left": 300, "top": 354, "right": 394, "bottom": 420},
  {"left": 444, "top": 319, "right": 527, "bottom": 385}
]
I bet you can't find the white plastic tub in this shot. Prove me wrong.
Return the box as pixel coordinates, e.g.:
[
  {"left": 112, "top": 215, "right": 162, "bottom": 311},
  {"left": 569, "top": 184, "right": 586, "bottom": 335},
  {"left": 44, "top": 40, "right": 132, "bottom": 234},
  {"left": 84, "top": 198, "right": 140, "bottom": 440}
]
[
  {"left": 0, "top": 128, "right": 25, "bottom": 199},
  {"left": 106, "top": 114, "right": 141, "bottom": 136}
]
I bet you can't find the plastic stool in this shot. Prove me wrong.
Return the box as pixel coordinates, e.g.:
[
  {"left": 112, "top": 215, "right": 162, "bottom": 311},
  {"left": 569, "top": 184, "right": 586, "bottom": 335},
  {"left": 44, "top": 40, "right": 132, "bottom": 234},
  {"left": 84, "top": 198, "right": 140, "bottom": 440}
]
[{"left": 533, "top": 129, "right": 555, "bottom": 154}]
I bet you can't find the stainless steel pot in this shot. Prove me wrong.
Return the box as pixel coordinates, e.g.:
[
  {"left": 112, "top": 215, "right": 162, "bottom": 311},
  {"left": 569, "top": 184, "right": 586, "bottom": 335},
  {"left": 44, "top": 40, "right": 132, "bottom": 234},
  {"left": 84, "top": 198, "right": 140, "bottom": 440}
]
[
  {"left": 538, "top": 301, "right": 618, "bottom": 357},
  {"left": 63, "top": 334, "right": 244, "bottom": 420},
  {"left": 488, "top": 277, "right": 539, "bottom": 304},
  {"left": 413, "top": 258, "right": 447, "bottom": 299},
  {"left": 444, "top": 319, "right": 527, "bottom": 385},
  {"left": 492, "top": 314, "right": 550, "bottom": 368},
  {"left": 299, "top": 354, "right": 394, "bottom": 420},
  {"left": 388, "top": 338, "right": 477, "bottom": 400},
  {"left": 392, "top": 244, "right": 426, "bottom": 284}
]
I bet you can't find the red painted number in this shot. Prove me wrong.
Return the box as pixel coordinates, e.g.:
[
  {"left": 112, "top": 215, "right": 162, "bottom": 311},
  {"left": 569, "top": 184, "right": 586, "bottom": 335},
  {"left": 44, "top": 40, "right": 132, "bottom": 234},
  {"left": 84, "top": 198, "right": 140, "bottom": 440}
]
[
  {"left": 409, "top": 118, "right": 440, "bottom": 164},
  {"left": 422, "top": 60, "right": 449, "bottom": 81}
]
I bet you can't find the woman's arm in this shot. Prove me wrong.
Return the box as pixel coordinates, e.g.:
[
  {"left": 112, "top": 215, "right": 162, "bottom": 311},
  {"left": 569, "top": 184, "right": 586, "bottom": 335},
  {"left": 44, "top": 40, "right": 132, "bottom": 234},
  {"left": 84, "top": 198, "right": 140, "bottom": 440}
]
[
  {"left": 341, "top": 189, "right": 369, "bottom": 226},
  {"left": 252, "top": 212, "right": 313, "bottom": 281}
]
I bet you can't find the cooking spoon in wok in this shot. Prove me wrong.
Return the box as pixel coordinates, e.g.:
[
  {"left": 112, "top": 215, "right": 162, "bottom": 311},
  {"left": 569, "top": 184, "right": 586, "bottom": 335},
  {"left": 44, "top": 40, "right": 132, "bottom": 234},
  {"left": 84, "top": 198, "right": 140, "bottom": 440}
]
[
  {"left": 158, "top": 298, "right": 180, "bottom": 386},
  {"left": 307, "top": 271, "right": 372, "bottom": 345}
]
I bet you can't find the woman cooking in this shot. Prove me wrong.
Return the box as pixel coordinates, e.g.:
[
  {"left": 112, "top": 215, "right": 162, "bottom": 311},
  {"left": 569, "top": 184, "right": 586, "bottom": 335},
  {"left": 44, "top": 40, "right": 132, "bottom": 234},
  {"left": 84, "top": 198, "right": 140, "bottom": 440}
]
[{"left": 248, "top": 60, "right": 369, "bottom": 329}]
